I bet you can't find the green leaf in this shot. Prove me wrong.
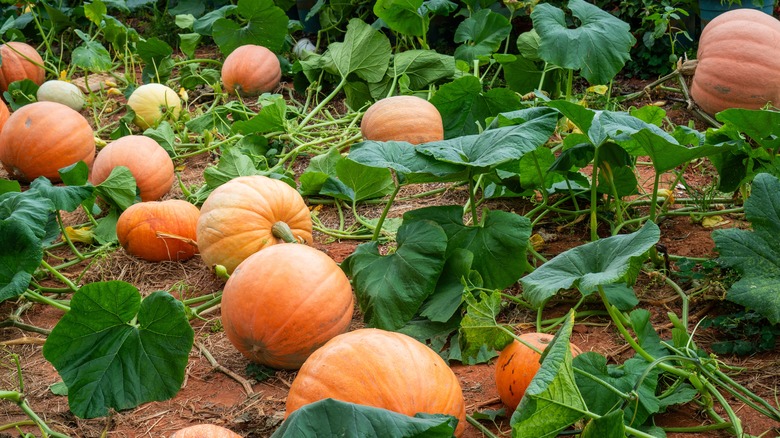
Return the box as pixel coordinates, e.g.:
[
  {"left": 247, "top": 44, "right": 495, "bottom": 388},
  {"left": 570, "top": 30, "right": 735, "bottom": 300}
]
[
  {"left": 327, "top": 19, "right": 391, "bottom": 83},
  {"left": 520, "top": 221, "right": 660, "bottom": 308},
  {"left": 713, "top": 173, "right": 780, "bottom": 323},
  {"left": 136, "top": 37, "right": 174, "bottom": 83},
  {"left": 511, "top": 311, "right": 587, "bottom": 437},
  {"left": 346, "top": 141, "right": 467, "bottom": 183},
  {"left": 232, "top": 96, "right": 287, "bottom": 134},
  {"left": 178, "top": 33, "right": 202, "bottom": 59},
  {"left": 0, "top": 179, "right": 20, "bottom": 195},
  {"left": 60, "top": 161, "right": 91, "bottom": 186},
  {"left": 333, "top": 158, "right": 394, "bottom": 202},
  {"left": 459, "top": 290, "right": 514, "bottom": 363},
  {"left": 0, "top": 219, "right": 43, "bottom": 302},
  {"left": 391, "top": 50, "right": 455, "bottom": 91},
  {"left": 430, "top": 76, "right": 522, "bottom": 138},
  {"left": 416, "top": 109, "right": 557, "bottom": 169},
  {"left": 203, "top": 148, "right": 265, "bottom": 190},
  {"left": 373, "top": 0, "right": 425, "bottom": 37},
  {"left": 71, "top": 30, "right": 112, "bottom": 72},
  {"left": 186, "top": 106, "right": 232, "bottom": 135},
  {"left": 212, "top": 0, "right": 289, "bottom": 54},
  {"left": 342, "top": 220, "right": 448, "bottom": 330},
  {"left": 453, "top": 9, "right": 511, "bottom": 63},
  {"left": 95, "top": 166, "right": 138, "bottom": 211},
  {"left": 574, "top": 353, "right": 661, "bottom": 427},
  {"left": 143, "top": 122, "right": 176, "bottom": 156},
  {"left": 420, "top": 248, "right": 475, "bottom": 323},
  {"left": 716, "top": 108, "right": 780, "bottom": 152},
  {"left": 581, "top": 409, "right": 625, "bottom": 438},
  {"left": 42, "top": 282, "right": 194, "bottom": 418},
  {"left": 300, "top": 148, "right": 341, "bottom": 195},
  {"left": 28, "top": 177, "right": 93, "bottom": 212},
  {"left": 0, "top": 191, "right": 55, "bottom": 241},
  {"left": 531, "top": 0, "right": 635, "bottom": 85},
  {"left": 271, "top": 398, "right": 458, "bottom": 437},
  {"left": 404, "top": 206, "right": 532, "bottom": 290}
]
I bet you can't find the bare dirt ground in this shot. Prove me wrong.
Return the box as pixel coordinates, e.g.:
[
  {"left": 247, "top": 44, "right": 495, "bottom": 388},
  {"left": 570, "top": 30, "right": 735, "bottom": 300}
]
[{"left": 1, "top": 77, "right": 779, "bottom": 438}]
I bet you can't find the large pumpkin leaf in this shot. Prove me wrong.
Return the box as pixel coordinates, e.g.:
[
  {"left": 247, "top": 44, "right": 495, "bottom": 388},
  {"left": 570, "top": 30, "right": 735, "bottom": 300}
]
[
  {"left": 43, "top": 282, "right": 194, "bottom": 418},
  {"left": 0, "top": 191, "right": 55, "bottom": 241},
  {"left": 713, "top": 173, "right": 780, "bottom": 323},
  {"left": 453, "top": 9, "right": 512, "bottom": 63},
  {"left": 211, "top": 0, "right": 288, "bottom": 54},
  {"left": 521, "top": 221, "right": 660, "bottom": 308},
  {"left": 581, "top": 410, "right": 625, "bottom": 438},
  {"left": 458, "top": 290, "right": 514, "bottom": 363},
  {"left": 342, "top": 220, "right": 448, "bottom": 330},
  {"left": 531, "top": 0, "right": 634, "bottom": 85},
  {"left": 391, "top": 50, "right": 455, "bottom": 91},
  {"left": 403, "top": 206, "right": 532, "bottom": 290},
  {"left": 28, "top": 177, "right": 94, "bottom": 212},
  {"left": 0, "top": 219, "right": 43, "bottom": 302},
  {"left": 326, "top": 19, "right": 391, "bottom": 83},
  {"left": 94, "top": 166, "right": 137, "bottom": 211},
  {"left": 271, "top": 398, "right": 458, "bottom": 437},
  {"left": 346, "top": 140, "right": 467, "bottom": 183},
  {"left": 72, "top": 30, "right": 112, "bottom": 72},
  {"left": 511, "top": 311, "right": 587, "bottom": 437},
  {"left": 430, "top": 75, "right": 522, "bottom": 138},
  {"left": 373, "top": 0, "right": 425, "bottom": 37},
  {"left": 416, "top": 109, "right": 557, "bottom": 169}
]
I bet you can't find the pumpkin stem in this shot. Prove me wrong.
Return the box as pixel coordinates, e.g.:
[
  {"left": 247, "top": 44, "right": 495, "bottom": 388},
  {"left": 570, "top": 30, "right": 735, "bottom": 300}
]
[{"left": 272, "top": 221, "right": 302, "bottom": 244}]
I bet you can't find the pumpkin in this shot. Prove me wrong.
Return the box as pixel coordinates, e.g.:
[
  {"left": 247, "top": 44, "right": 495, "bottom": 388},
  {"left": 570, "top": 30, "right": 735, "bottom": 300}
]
[
  {"left": 126, "top": 83, "right": 182, "bottom": 130},
  {"left": 690, "top": 9, "right": 780, "bottom": 115},
  {"left": 196, "top": 175, "right": 313, "bottom": 273},
  {"left": 37, "top": 80, "right": 86, "bottom": 111},
  {"left": 0, "top": 42, "right": 45, "bottom": 92},
  {"left": 221, "top": 45, "right": 282, "bottom": 96},
  {"left": 170, "top": 424, "right": 241, "bottom": 438},
  {"left": 90, "top": 135, "right": 174, "bottom": 201},
  {"left": 360, "top": 95, "right": 444, "bottom": 144},
  {"left": 0, "top": 100, "right": 9, "bottom": 133},
  {"left": 221, "top": 243, "right": 354, "bottom": 369},
  {"left": 494, "top": 333, "right": 583, "bottom": 413},
  {"left": 285, "top": 328, "right": 467, "bottom": 436},
  {"left": 116, "top": 200, "right": 200, "bottom": 262},
  {"left": 0, "top": 101, "right": 95, "bottom": 182}
]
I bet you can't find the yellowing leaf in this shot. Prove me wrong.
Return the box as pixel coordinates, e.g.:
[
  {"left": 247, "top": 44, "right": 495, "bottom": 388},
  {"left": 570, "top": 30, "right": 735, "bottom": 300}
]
[
  {"left": 586, "top": 85, "right": 608, "bottom": 95},
  {"left": 65, "top": 226, "right": 95, "bottom": 245},
  {"left": 702, "top": 215, "right": 730, "bottom": 228},
  {"left": 530, "top": 233, "right": 545, "bottom": 251}
]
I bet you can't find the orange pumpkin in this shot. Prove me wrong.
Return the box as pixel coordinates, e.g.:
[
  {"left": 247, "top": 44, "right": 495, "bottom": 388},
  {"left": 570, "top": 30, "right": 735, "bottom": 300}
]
[
  {"left": 90, "top": 135, "right": 174, "bottom": 201},
  {"left": 170, "top": 424, "right": 241, "bottom": 438},
  {"left": 691, "top": 9, "right": 780, "bottom": 115},
  {"left": 221, "top": 243, "right": 354, "bottom": 369},
  {"left": 360, "top": 95, "right": 444, "bottom": 144},
  {"left": 0, "top": 42, "right": 45, "bottom": 92},
  {"left": 221, "top": 45, "right": 281, "bottom": 96},
  {"left": 196, "top": 175, "right": 313, "bottom": 273},
  {"left": 0, "top": 100, "right": 9, "bottom": 133},
  {"left": 285, "top": 328, "right": 467, "bottom": 436},
  {"left": 0, "top": 101, "right": 95, "bottom": 182},
  {"left": 494, "top": 332, "right": 583, "bottom": 413},
  {"left": 116, "top": 200, "right": 200, "bottom": 262}
]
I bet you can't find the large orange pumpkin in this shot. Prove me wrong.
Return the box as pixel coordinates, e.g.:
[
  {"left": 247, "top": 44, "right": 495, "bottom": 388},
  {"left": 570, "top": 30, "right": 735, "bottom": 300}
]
[
  {"left": 494, "top": 332, "right": 582, "bottom": 413},
  {"left": 90, "top": 135, "right": 174, "bottom": 201},
  {"left": 116, "top": 200, "right": 200, "bottom": 262},
  {"left": 0, "top": 101, "right": 95, "bottom": 182},
  {"left": 691, "top": 9, "right": 780, "bottom": 115},
  {"left": 285, "top": 328, "right": 467, "bottom": 436},
  {"left": 170, "top": 424, "right": 241, "bottom": 438},
  {"left": 360, "top": 95, "right": 444, "bottom": 144},
  {"left": 221, "top": 45, "right": 282, "bottom": 96},
  {"left": 0, "top": 42, "right": 45, "bottom": 92},
  {"left": 221, "top": 243, "right": 354, "bottom": 369},
  {"left": 196, "top": 175, "right": 313, "bottom": 273}
]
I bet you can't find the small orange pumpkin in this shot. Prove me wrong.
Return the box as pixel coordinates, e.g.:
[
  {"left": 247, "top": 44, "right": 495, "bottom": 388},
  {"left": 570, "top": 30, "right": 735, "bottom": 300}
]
[
  {"left": 494, "top": 332, "right": 582, "bottom": 413},
  {"left": 221, "top": 45, "right": 281, "bottom": 96},
  {"left": 90, "top": 135, "right": 174, "bottom": 201},
  {"left": 691, "top": 9, "right": 780, "bottom": 114},
  {"left": 360, "top": 95, "right": 444, "bottom": 144},
  {"left": 221, "top": 243, "right": 354, "bottom": 369},
  {"left": 170, "top": 424, "right": 241, "bottom": 438},
  {"left": 0, "top": 101, "right": 95, "bottom": 182},
  {"left": 116, "top": 200, "right": 200, "bottom": 262},
  {"left": 285, "top": 328, "right": 467, "bottom": 436},
  {"left": 0, "top": 42, "right": 45, "bottom": 92},
  {"left": 196, "top": 175, "right": 313, "bottom": 273}
]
